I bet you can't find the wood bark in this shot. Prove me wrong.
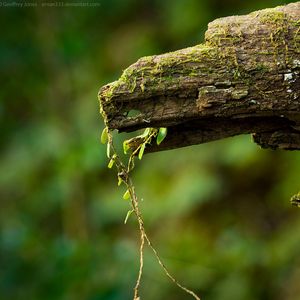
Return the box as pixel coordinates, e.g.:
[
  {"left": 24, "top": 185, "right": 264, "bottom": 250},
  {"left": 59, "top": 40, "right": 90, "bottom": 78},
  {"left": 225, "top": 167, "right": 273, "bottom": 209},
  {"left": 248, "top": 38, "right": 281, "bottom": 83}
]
[{"left": 99, "top": 2, "right": 300, "bottom": 153}]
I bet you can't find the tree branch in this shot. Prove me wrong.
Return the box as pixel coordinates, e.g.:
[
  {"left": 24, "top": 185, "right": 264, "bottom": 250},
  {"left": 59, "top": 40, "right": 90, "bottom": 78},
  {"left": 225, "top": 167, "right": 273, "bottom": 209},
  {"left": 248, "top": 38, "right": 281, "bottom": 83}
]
[{"left": 99, "top": 2, "right": 300, "bottom": 153}]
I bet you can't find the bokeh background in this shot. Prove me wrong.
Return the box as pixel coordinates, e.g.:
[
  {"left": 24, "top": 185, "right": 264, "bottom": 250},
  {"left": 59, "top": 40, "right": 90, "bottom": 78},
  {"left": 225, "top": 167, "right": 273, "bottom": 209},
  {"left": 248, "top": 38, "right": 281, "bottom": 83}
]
[{"left": 1, "top": 0, "right": 300, "bottom": 299}]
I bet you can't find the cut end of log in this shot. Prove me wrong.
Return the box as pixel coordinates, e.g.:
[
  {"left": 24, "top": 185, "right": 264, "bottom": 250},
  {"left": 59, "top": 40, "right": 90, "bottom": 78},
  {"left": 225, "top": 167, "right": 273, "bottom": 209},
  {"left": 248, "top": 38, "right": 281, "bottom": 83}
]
[{"left": 99, "top": 2, "right": 300, "bottom": 153}]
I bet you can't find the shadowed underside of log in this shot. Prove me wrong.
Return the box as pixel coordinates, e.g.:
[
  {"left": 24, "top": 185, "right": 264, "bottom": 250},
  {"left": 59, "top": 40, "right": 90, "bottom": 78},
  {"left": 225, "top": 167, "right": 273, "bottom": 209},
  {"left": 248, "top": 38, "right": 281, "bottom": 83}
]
[{"left": 99, "top": 2, "right": 300, "bottom": 153}]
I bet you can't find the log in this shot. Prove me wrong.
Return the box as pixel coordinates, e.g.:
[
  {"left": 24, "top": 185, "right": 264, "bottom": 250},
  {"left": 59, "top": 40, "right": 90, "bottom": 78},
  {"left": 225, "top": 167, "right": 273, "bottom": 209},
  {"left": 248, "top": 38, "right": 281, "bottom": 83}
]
[{"left": 99, "top": 2, "right": 300, "bottom": 153}]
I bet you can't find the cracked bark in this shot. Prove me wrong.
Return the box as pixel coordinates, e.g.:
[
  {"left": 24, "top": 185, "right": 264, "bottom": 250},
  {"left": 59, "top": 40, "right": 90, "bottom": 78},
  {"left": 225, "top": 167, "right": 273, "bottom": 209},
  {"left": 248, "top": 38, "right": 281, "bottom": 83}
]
[{"left": 99, "top": 2, "right": 300, "bottom": 153}]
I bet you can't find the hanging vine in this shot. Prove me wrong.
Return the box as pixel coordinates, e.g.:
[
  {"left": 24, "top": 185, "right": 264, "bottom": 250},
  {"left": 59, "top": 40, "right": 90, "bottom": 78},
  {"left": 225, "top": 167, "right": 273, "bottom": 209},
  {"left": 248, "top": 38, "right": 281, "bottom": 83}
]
[{"left": 100, "top": 124, "right": 201, "bottom": 300}]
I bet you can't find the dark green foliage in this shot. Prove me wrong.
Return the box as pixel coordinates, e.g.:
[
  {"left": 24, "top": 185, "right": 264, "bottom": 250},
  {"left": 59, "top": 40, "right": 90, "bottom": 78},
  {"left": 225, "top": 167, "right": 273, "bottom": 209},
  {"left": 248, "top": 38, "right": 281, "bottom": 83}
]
[{"left": 0, "top": 1, "right": 299, "bottom": 300}]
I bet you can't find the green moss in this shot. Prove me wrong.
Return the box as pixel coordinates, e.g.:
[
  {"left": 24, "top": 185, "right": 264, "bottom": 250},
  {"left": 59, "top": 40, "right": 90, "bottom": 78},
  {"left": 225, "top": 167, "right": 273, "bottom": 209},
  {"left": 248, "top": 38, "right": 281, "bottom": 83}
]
[
  {"left": 255, "top": 63, "right": 271, "bottom": 73},
  {"left": 233, "top": 69, "right": 241, "bottom": 80},
  {"left": 115, "top": 44, "right": 221, "bottom": 94},
  {"left": 254, "top": 8, "right": 291, "bottom": 67},
  {"left": 206, "top": 22, "right": 243, "bottom": 48},
  {"left": 259, "top": 10, "right": 286, "bottom": 24}
]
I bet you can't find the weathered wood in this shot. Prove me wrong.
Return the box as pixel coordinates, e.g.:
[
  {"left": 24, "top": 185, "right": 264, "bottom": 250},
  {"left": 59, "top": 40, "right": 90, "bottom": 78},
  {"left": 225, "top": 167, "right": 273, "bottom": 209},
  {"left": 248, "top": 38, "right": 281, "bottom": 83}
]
[{"left": 99, "top": 2, "right": 300, "bottom": 152}]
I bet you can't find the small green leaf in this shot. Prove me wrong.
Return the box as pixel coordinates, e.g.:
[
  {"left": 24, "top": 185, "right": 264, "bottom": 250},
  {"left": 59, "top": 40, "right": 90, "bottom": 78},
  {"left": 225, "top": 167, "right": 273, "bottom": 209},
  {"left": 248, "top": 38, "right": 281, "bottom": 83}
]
[
  {"left": 140, "top": 128, "right": 151, "bottom": 138},
  {"left": 101, "top": 127, "right": 108, "bottom": 144},
  {"left": 138, "top": 143, "right": 146, "bottom": 160},
  {"left": 123, "top": 140, "right": 130, "bottom": 154},
  {"left": 117, "top": 176, "right": 123, "bottom": 186},
  {"left": 108, "top": 158, "right": 115, "bottom": 168},
  {"left": 106, "top": 143, "right": 111, "bottom": 158},
  {"left": 123, "top": 189, "right": 131, "bottom": 200},
  {"left": 124, "top": 209, "right": 134, "bottom": 224},
  {"left": 156, "top": 127, "right": 167, "bottom": 145}
]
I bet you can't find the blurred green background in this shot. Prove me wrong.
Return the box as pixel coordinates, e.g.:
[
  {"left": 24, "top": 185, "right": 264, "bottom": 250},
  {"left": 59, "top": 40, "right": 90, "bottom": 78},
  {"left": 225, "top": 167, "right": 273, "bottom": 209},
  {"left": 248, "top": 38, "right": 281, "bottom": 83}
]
[{"left": 1, "top": 0, "right": 300, "bottom": 299}]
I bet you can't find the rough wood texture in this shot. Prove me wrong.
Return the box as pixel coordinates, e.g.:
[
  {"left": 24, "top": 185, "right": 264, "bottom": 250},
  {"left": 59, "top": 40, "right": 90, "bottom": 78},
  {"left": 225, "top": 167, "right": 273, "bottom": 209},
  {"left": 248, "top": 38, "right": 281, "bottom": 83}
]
[{"left": 99, "top": 2, "right": 300, "bottom": 153}]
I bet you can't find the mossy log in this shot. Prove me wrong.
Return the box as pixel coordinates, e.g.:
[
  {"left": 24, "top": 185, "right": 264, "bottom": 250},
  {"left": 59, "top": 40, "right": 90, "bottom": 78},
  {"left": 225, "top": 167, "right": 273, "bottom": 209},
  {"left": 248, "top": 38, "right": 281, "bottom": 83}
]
[{"left": 99, "top": 2, "right": 300, "bottom": 153}]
